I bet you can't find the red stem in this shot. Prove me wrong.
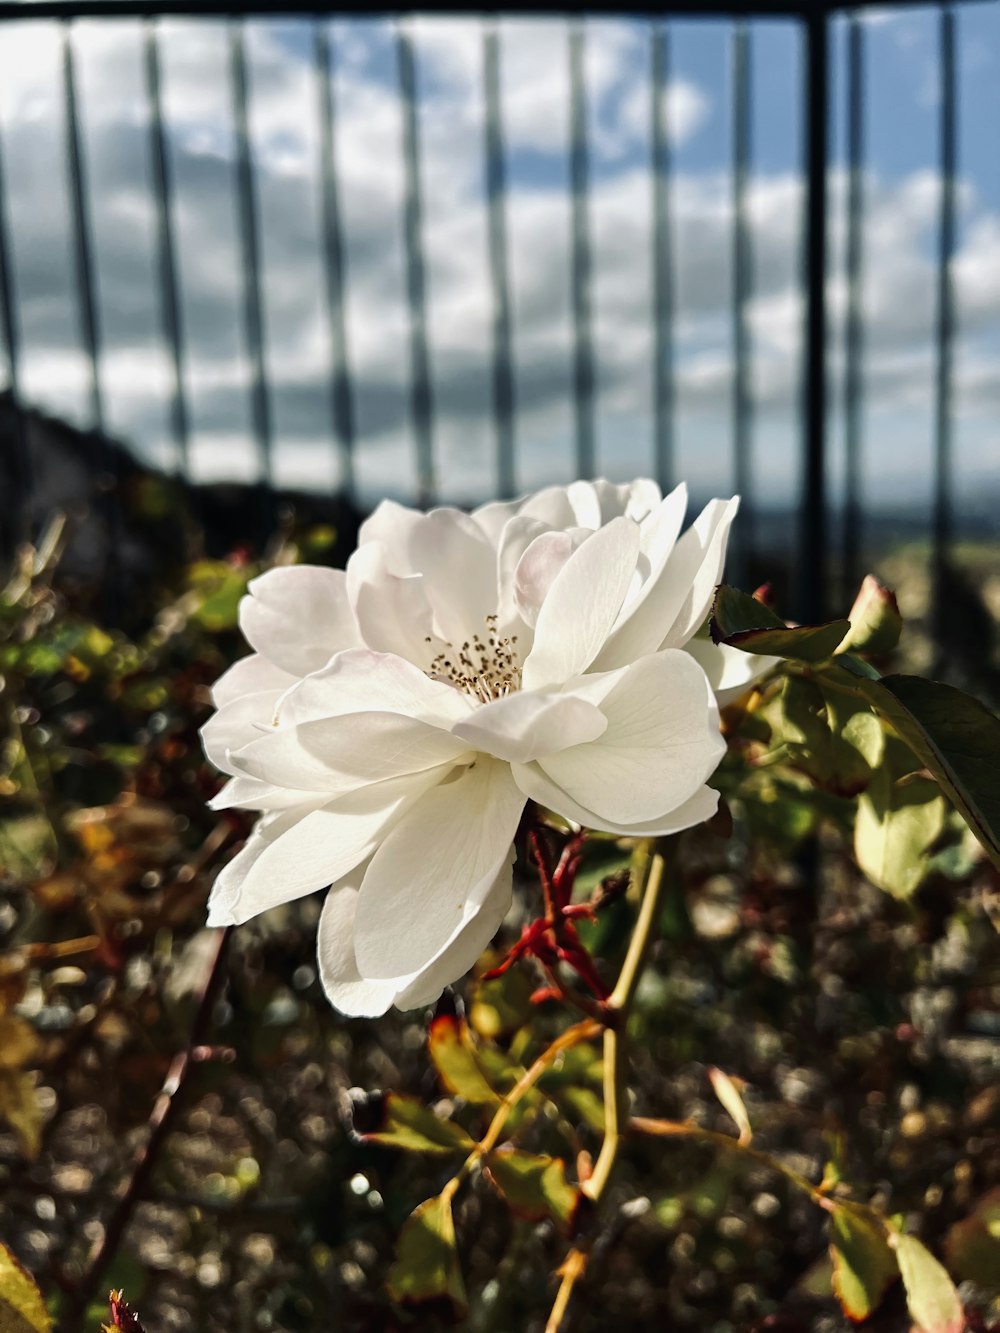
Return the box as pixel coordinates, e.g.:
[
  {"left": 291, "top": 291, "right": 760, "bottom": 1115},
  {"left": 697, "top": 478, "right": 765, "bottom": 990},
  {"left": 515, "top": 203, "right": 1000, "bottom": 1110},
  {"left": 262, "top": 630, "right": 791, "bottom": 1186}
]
[{"left": 55, "top": 927, "right": 232, "bottom": 1331}]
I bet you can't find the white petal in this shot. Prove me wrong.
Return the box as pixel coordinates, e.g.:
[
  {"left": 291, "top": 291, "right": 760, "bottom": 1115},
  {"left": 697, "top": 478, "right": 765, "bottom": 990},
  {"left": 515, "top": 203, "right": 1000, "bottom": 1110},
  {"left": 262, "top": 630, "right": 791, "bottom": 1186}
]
[
  {"left": 566, "top": 478, "right": 661, "bottom": 527},
  {"left": 346, "top": 541, "right": 436, "bottom": 663},
  {"left": 318, "top": 852, "right": 514, "bottom": 1017},
  {"left": 590, "top": 485, "right": 690, "bottom": 670},
  {"left": 211, "top": 654, "right": 296, "bottom": 708},
  {"left": 513, "top": 527, "right": 590, "bottom": 629},
  {"left": 472, "top": 497, "right": 524, "bottom": 546},
  {"left": 451, "top": 690, "right": 606, "bottom": 764},
  {"left": 684, "top": 637, "right": 779, "bottom": 707},
  {"left": 623, "top": 478, "right": 663, "bottom": 522},
  {"left": 240, "top": 566, "right": 362, "bottom": 676},
  {"left": 354, "top": 757, "right": 525, "bottom": 978},
  {"left": 566, "top": 480, "right": 603, "bottom": 529},
  {"left": 406, "top": 509, "right": 498, "bottom": 646},
  {"left": 537, "top": 651, "right": 725, "bottom": 825},
  {"left": 495, "top": 513, "right": 549, "bottom": 637},
  {"left": 357, "top": 498, "right": 424, "bottom": 572},
  {"left": 207, "top": 771, "right": 441, "bottom": 927},
  {"left": 522, "top": 516, "right": 640, "bottom": 691},
  {"left": 511, "top": 760, "right": 720, "bottom": 837},
  {"left": 394, "top": 855, "right": 513, "bottom": 1009},
  {"left": 518, "top": 485, "right": 578, "bottom": 528},
  {"left": 206, "top": 806, "right": 320, "bottom": 926},
  {"left": 278, "top": 649, "right": 473, "bottom": 729},
  {"left": 657, "top": 497, "right": 740, "bottom": 649},
  {"left": 200, "top": 691, "right": 282, "bottom": 774},
  {"left": 209, "top": 775, "right": 330, "bottom": 812},
  {"left": 230, "top": 712, "right": 471, "bottom": 792},
  {"left": 317, "top": 877, "right": 401, "bottom": 1018}
]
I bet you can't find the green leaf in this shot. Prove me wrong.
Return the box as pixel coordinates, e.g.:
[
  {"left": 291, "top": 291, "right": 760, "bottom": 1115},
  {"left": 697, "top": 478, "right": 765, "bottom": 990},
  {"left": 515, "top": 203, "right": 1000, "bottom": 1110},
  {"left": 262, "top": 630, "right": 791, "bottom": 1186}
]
[
  {"left": 711, "top": 586, "right": 851, "bottom": 662},
  {"left": 944, "top": 1187, "right": 1000, "bottom": 1289},
  {"left": 484, "top": 1148, "right": 581, "bottom": 1232},
  {"left": 0, "top": 1243, "right": 52, "bottom": 1333},
  {"left": 387, "top": 1192, "right": 467, "bottom": 1317},
  {"left": 737, "top": 773, "right": 820, "bottom": 851},
  {"left": 855, "top": 767, "right": 947, "bottom": 899},
  {"left": 469, "top": 969, "right": 534, "bottom": 1040},
  {"left": 707, "top": 1067, "right": 752, "bottom": 1145},
  {"left": 835, "top": 701, "right": 885, "bottom": 769},
  {"left": 192, "top": 568, "right": 250, "bottom": 633},
  {"left": 894, "top": 1233, "right": 964, "bottom": 1333},
  {"left": 359, "top": 1093, "right": 474, "bottom": 1156},
  {"left": 779, "top": 677, "right": 874, "bottom": 796},
  {"left": 840, "top": 575, "right": 903, "bottom": 655},
  {"left": 428, "top": 1015, "right": 501, "bottom": 1106},
  {"left": 828, "top": 667, "right": 1000, "bottom": 871},
  {"left": 828, "top": 1203, "right": 898, "bottom": 1321}
]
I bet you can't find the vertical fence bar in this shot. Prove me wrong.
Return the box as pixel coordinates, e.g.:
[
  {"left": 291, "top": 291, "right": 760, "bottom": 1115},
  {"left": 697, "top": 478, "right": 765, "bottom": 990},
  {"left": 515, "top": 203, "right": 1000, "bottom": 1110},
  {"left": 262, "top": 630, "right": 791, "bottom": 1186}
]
[
  {"left": 651, "top": 21, "right": 674, "bottom": 493},
  {"left": 483, "top": 20, "right": 516, "bottom": 500},
  {"left": 0, "top": 110, "right": 32, "bottom": 548},
  {"left": 931, "top": 3, "right": 956, "bottom": 662},
  {"left": 144, "top": 17, "right": 190, "bottom": 480},
  {"left": 397, "top": 23, "right": 435, "bottom": 505},
  {"left": 62, "top": 19, "right": 104, "bottom": 436},
  {"left": 799, "top": 6, "right": 829, "bottom": 623},
  {"left": 63, "top": 16, "right": 126, "bottom": 590},
  {"left": 731, "top": 21, "right": 753, "bottom": 581},
  {"left": 230, "top": 20, "right": 273, "bottom": 493},
  {"left": 569, "top": 19, "right": 595, "bottom": 481},
  {"left": 842, "top": 15, "right": 864, "bottom": 600},
  {"left": 315, "top": 20, "right": 356, "bottom": 500}
]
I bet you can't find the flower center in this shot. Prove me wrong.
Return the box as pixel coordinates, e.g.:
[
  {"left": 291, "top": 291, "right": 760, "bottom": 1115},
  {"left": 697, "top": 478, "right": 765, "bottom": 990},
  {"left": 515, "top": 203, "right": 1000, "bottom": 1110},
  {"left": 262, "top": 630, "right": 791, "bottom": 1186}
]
[{"left": 426, "top": 614, "right": 521, "bottom": 704}]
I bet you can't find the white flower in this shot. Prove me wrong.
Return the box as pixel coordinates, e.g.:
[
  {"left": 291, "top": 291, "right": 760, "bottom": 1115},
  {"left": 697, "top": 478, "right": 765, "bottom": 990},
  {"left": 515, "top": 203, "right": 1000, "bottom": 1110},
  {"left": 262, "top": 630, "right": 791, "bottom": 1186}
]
[{"left": 202, "top": 479, "right": 750, "bottom": 1017}]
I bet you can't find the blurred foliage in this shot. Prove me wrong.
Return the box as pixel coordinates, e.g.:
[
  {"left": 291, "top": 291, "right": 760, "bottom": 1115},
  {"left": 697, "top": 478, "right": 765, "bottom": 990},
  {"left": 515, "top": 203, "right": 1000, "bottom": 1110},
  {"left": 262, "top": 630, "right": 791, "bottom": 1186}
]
[{"left": 0, "top": 518, "right": 998, "bottom": 1333}]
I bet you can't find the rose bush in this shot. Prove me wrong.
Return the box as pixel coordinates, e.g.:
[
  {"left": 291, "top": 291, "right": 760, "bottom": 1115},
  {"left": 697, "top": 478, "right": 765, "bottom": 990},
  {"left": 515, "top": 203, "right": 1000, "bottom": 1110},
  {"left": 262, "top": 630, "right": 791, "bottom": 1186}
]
[{"left": 201, "top": 479, "right": 765, "bottom": 1015}]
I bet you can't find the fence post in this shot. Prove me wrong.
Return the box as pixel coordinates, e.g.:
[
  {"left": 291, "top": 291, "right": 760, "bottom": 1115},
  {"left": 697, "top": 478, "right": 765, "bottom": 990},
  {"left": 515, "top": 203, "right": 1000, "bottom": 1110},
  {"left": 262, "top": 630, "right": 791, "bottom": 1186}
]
[
  {"left": 0, "top": 106, "right": 31, "bottom": 551},
  {"left": 569, "top": 19, "right": 595, "bottom": 483},
  {"left": 484, "top": 21, "right": 516, "bottom": 501},
  {"left": 397, "top": 22, "right": 435, "bottom": 507},
  {"left": 799, "top": 4, "right": 829, "bottom": 623},
  {"left": 931, "top": 4, "right": 956, "bottom": 669}
]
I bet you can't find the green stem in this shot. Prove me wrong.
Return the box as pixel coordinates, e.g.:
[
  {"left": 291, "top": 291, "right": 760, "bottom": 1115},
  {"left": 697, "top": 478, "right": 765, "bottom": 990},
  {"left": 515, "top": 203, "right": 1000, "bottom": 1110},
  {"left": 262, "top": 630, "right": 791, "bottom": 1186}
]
[
  {"left": 455, "top": 1017, "right": 602, "bottom": 1189},
  {"left": 546, "top": 839, "right": 675, "bottom": 1333},
  {"left": 583, "top": 837, "right": 672, "bottom": 1203},
  {"left": 629, "top": 1116, "right": 824, "bottom": 1204}
]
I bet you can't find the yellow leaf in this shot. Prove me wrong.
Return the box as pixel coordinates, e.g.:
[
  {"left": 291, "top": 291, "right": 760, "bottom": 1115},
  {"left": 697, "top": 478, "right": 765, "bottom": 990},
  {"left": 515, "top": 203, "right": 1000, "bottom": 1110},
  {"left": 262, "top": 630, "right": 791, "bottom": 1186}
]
[
  {"left": 855, "top": 768, "right": 947, "bottom": 899},
  {"left": 0, "top": 1018, "right": 39, "bottom": 1072},
  {"left": 428, "top": 1015, "right": 501, "bottom": 1106},
  {"left": 708, "top": 1067, "right": 752, "bottom": 1145},
  {"left": 387, "top": 1193, "right": 467, "bottom": 1317},
  {"left": 828, "top": 1202, "right": 898, "bottom": 1321},
  {"left": 0, "top": 1070, "right": 42, "bottom": 1160},
  {"left": 0, "top": 1243, "right": 52, "bottom": 1333},
  {"left": 894, "top": 1233, "right": 964, "bottom": 1333}
]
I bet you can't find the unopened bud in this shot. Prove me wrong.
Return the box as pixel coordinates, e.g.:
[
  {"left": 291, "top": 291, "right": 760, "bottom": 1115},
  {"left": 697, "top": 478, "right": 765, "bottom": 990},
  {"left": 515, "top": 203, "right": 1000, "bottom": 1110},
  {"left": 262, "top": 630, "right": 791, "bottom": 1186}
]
[{"left": 839, "top": 574, "right": 902, "bottom": 655}]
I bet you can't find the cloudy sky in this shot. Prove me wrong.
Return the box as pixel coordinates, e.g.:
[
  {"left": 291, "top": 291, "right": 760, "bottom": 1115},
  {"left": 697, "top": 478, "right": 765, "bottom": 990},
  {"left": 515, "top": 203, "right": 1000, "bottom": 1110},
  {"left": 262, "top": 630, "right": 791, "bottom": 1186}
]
[{"left": 0, "top": 8, "right": 997, "bottom": 541}]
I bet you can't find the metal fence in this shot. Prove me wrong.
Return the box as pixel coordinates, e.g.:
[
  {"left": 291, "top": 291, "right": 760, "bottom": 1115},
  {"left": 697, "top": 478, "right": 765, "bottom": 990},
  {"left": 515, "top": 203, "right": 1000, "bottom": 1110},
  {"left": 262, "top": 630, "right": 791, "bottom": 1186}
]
[{"left": 0, "top": 1, "right": 984, "bottom": 625}]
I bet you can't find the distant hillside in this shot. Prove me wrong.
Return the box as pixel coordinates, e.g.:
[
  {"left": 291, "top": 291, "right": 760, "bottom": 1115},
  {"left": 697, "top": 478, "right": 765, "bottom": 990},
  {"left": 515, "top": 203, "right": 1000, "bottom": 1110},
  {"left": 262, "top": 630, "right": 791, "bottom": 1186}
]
[
  {"left": 0, "top": 393, "right": 362, "bottom": 600},
  {"left": 1, "top": 392, "right": 996, "bottom": 691}
]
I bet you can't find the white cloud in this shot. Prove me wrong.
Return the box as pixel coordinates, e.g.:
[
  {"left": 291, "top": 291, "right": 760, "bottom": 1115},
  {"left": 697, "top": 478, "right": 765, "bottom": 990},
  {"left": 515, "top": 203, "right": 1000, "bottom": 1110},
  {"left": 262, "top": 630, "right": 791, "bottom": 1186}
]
[
  {"left": 618, "top": 78, "right": 711, "bottom": 152},
  {"left": 0, "top": 15, "right": 997, "bottom": 514}
]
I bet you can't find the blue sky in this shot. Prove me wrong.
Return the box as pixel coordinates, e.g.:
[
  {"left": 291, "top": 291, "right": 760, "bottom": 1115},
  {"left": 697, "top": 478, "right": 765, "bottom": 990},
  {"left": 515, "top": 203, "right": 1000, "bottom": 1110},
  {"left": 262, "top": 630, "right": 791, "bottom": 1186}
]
[{"left": 0, "top": 9, "right": 997, "bottom": 550}]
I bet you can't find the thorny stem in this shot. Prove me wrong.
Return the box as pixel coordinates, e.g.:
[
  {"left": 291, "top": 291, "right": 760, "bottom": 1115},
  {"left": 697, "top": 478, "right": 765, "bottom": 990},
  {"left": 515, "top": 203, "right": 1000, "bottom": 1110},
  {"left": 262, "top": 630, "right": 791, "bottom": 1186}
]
[
  {"left": 450, "top": 1017, "right": 602, "bottom": 1197},
  {"left": 545, "top": 837, "right": 675, "bottom": 1333},
  {"left": 628, "top": 1116, "right": 824, "bottom": 1204},
  {"left": 585, "top": 838, "right": 671, "bottom": 1201},
  {"left": 55, "top": 927, "right": 233, "bottom": 1332}
]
